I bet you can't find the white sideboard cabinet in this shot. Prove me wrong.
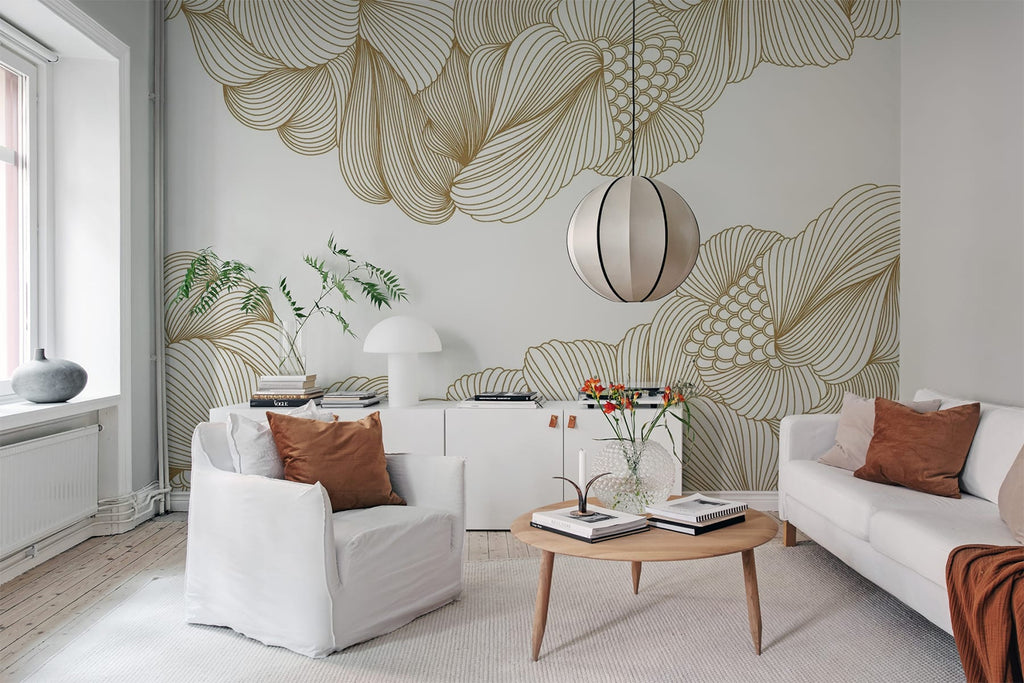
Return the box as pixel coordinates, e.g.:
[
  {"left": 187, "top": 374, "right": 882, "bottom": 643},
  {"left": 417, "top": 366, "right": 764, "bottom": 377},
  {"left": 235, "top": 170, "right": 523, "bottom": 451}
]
[{"left": 209, "top": 401, "right": 684, "bottom": 530}]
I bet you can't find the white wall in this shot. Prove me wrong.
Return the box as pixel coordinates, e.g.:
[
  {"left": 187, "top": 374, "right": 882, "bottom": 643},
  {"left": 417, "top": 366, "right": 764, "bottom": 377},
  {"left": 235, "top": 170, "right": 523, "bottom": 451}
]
[
  {"left": 71, "top": 0, "right": 157, "bottom": 489},
  {"left": 900, "top": 0, "right": 1024, "bottom": 405}
]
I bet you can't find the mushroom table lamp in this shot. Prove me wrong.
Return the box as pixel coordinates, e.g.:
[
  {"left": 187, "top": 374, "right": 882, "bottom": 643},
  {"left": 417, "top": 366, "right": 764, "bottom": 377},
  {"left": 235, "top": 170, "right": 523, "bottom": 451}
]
[{"left": 363, "top": 316, "right": 442, "bottom": 407}]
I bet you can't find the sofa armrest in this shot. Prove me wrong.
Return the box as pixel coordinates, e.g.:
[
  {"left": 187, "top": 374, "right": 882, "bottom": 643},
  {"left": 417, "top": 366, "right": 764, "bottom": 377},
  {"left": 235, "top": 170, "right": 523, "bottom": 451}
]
[
  {"left": 386, "top": 454, "right": 465, "bottom": 550},
  {"left": 184, "top": 464, "right": 339, "bottom": 656},
  {"left": 779, "top": 413, "right": 840, "bottom": 465}
]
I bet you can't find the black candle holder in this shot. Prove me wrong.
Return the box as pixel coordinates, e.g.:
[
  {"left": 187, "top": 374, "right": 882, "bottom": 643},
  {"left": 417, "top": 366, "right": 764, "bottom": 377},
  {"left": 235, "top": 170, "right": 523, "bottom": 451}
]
[{"left": 552, "top": 472, "right": 611, "bottom": 516}]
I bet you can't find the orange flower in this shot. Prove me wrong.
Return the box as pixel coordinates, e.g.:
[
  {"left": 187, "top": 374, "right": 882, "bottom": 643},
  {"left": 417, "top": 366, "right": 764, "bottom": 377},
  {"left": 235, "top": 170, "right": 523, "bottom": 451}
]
[{"left": 602, "top": 401, "right": 616, "bottom": 414}]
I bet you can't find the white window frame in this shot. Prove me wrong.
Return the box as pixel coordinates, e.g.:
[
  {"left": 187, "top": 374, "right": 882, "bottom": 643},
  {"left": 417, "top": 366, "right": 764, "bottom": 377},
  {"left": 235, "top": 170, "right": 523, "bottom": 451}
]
[{"left": 0, "top": 20, "right": 54, "bottom": 398}]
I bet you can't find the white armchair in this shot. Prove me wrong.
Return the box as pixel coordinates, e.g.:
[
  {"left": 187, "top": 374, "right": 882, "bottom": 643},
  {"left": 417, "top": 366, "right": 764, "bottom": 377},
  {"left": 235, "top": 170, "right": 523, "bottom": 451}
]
[{"left": 184, "top": 421, "right": 465, "bottom": 658}]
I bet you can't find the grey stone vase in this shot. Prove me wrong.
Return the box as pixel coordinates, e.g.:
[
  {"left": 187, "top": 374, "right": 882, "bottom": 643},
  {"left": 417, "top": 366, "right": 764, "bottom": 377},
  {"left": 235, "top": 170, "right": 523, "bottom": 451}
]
[{"left": 11, "top": 349, "right": 88, "bottom": 403}]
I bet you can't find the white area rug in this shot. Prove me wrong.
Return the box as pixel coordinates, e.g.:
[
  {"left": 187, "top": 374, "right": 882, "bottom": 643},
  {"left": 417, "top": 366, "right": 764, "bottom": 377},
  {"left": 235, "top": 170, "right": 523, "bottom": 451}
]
[{"left": 27, "top": 542, "right": 963, "bottom": 683}]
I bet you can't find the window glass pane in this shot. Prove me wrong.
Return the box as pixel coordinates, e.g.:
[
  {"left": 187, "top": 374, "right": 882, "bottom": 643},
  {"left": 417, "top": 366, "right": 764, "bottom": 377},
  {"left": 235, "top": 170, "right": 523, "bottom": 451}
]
[{"left": 1, "top": 62, "right": 24, "bottom": 380}]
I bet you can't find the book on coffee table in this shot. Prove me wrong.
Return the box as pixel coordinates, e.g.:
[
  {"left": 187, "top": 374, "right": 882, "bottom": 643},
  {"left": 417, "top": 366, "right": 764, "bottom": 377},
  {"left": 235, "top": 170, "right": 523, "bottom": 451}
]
[
  {"left": 645, "top": 494, "right": 748, "bottom": 524},
  {"left": 531, "top": 504, "right": 647, "bottom": 540},
  {"left": 647, "top": 513, "right": 746, "bottom": 535},
  {"left": 529, "top": 521, "right": 651, "bottom": 543}
]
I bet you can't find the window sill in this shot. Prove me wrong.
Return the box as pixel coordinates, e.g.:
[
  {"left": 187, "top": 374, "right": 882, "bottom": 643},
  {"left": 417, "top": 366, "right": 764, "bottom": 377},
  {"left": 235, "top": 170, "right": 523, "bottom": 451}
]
[{"left": 0, "top": 392, "right": 120, "bottom": 432}]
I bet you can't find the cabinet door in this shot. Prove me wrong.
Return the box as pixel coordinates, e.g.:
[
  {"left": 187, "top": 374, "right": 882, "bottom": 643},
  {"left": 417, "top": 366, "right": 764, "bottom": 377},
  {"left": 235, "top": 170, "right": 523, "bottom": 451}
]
[
  {"left": 563, "top": 408, "right": 683, "bottom": 496},
  {"left": 445, "top": 408, "right": 564, "bottom": 530}
]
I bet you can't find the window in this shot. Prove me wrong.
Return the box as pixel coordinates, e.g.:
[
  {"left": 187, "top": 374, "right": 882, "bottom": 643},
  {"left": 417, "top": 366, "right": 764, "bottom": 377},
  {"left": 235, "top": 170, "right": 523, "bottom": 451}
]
[{"left": 0, "top": 45, "right": 39, "bottom": 395}]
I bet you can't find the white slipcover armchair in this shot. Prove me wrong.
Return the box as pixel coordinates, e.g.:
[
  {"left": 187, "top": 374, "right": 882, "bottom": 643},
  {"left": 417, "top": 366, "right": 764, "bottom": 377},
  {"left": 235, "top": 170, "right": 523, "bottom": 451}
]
[{"left": 184, "top": 421, "right": 465, "bottom": 658}]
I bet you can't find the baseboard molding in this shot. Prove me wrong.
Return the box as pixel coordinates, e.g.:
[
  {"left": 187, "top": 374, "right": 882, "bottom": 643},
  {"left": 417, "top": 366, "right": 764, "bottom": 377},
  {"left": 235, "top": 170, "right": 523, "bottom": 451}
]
[
  {"left": 0, "top": 518, "right": 95, "bottom": 584},
  {"left": 167, "top": 490, "right": 777, "bottom": 513},
  {"left": 0, "top": 484, "right": 167, "bottom": 583},
  {"left": 169, "top": 491, "right": 190, "bottom": 512}
]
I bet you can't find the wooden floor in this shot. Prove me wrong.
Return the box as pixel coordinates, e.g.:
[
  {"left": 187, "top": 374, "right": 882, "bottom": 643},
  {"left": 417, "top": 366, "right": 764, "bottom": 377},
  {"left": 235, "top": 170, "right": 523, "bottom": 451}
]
[{"left": 0, "top": 511, "right": 789, "bottom": 680}]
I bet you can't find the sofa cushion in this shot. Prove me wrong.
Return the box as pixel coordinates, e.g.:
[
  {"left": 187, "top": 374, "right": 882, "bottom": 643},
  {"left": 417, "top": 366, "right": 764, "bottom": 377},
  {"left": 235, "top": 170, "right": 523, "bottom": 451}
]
[
  {"left": 998, "top": 444, "right": 1024, "bottom": 543},
  {"left": 819, "top": 392, "right": 941, "bottom": 471},
  {"left": 855, "top": 399, "right": 980, "bottom": 498},
  {"left": 914, "top": 389, "right": 1024, "bottom": 504},
  {"left": 782, "top": 460, "right": 957, "bottom": 541},
  {"left": 869, "top": 500, "right": 1020, "bottom": 587}
]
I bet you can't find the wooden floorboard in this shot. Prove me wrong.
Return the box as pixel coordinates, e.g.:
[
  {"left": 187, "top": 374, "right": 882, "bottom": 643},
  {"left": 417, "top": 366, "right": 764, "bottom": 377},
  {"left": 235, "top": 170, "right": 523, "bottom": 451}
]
[{"left": 0, "top": 510, "right": 792, "bottom": 681}]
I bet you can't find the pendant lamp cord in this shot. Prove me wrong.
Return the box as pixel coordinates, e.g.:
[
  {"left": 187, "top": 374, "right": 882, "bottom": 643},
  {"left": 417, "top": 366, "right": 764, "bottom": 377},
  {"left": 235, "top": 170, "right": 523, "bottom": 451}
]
[{"left": 631, "top": 0, "right": 636, "bottom": 177}]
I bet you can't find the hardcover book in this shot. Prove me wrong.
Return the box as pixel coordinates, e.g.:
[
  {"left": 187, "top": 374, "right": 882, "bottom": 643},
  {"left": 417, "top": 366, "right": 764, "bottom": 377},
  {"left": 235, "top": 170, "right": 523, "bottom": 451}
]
[
  {"left": 473, "top": 391, "right": 539, "bottom": 401},
  {"left": 249, "top": 397, "right": 323, "bottom": 408},
  {"left": 645, "top": 494, "right": 748, "bottom": 524},
  {"left": 647, "top": 513, "right": 746, "bottom": 535},
  {"left": 531, "top": 504, "right": 647, "bottom": 539},
  {"left": 320, "top": 398, "right": 381, "bottom": 408},
  {"left": 529, "top": 521, "right": 651, "bottom": 543}
]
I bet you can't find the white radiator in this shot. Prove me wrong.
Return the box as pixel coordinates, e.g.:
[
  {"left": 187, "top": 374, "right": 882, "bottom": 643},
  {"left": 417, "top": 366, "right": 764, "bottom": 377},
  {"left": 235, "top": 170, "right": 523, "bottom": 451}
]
[{"left": 1, "top": 425, "right": 100, "bottom": 557}]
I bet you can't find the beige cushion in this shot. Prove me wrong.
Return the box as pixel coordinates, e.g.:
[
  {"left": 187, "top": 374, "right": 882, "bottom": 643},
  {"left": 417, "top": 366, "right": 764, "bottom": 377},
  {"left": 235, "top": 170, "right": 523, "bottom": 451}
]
[
  {"left": 997, "top": 444, "right": 1024, "bottom": 543},
  {"left": 818, "top": 392, "right": 941, "bottom": 471},
  {"left": 855, "top": 399, "right": 981, "bottom": 498},
  {"left": 267, "top": 411, "right": 405, "bottom": 512}
]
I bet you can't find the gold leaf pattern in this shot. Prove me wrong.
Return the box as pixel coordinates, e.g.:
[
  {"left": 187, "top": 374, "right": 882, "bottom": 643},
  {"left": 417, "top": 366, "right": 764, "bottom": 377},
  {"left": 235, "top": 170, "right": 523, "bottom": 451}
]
[
  {"left": 170, "top": 0, "right": 899, "bottom": 223},
  {"left": 446, "top": 184, "right": 900, "bottom": 490},
  {"left": 164, "top": 252, "right": 281, "bottom": 490}
]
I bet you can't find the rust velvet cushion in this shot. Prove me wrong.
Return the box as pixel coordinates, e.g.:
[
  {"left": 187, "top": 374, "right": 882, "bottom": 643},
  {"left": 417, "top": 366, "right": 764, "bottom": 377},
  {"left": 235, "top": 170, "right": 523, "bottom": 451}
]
[
  {"left": 266, "top": 411, "right": 405, "bottom": 512},
  {"left": 854, "top": 398, "right": 981, "bottom": 498}
]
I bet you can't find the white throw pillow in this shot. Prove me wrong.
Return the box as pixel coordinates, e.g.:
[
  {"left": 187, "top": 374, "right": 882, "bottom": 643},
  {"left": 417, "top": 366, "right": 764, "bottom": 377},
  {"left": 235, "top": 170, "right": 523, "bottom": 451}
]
[{"left": 225, "top": 401, "right": 331, "bottom": 477}]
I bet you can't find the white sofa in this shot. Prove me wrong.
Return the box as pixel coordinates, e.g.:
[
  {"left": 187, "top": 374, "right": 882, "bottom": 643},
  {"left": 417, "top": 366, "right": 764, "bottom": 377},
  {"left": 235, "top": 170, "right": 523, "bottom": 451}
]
[
  {"left": 185, "top": 421, "right": 465, "bottom": 657},
  {"left": 778, "top": 389, "right": 1023, "bottom": 634}
]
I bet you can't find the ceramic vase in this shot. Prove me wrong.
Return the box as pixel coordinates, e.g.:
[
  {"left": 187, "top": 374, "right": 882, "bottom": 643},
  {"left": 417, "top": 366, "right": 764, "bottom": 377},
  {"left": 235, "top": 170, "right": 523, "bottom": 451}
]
[
  {"left": 11, "top": 349, "right": 88, "bottom": 403},
  {"left": 590, "top": 439, "right": 675, "bottom": 514}
]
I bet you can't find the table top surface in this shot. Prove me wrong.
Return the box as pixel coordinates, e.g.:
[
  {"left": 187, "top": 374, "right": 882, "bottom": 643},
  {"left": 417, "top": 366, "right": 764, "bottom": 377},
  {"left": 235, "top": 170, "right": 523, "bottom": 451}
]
[{"left": 510, "top": 499, "right": 778, "bottom": 562}]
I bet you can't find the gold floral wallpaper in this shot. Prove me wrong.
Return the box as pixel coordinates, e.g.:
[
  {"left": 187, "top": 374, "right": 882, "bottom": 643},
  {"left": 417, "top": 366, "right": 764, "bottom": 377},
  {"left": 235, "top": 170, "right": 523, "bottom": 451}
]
[
  {"left": 165, "top": 0, "right": 900, "bottom": 492},
  {"left": 166, "top": 0, "right": 898, "bottom": 223}
]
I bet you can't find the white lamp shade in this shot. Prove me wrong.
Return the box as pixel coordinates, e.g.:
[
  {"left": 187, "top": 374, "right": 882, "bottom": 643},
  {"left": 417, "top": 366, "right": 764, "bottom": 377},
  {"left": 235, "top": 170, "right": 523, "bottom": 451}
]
[
  {"left": 567, "top": 176, "right": 700, "bottom": 302},
  {"left": 363, "top": 316, "right": 442, "bottom": 354}
]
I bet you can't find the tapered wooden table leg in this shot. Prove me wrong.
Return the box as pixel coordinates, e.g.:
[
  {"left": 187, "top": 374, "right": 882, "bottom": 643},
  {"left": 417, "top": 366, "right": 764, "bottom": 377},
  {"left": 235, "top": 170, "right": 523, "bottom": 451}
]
[
  {"left": 741, "top": 549, "right": 763, "bottom": 655},
  {"left": 531, "top": 550, "right": 555, "bottom": 661},
  {"left": 631, "top": 561, "right": 642, "bottom": 594}
]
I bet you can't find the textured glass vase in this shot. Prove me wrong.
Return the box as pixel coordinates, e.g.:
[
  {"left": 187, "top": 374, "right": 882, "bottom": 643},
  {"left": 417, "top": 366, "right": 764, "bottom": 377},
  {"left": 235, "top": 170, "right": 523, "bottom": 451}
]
[{"left": 591, "top": 439, "right": 675, "bottom": 514}]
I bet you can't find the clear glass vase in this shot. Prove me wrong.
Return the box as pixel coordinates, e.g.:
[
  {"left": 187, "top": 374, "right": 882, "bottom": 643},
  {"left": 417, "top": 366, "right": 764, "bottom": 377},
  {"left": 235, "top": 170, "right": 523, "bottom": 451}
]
[
  {"left": 277, "top": 324, "right": 306, "bottom": 375},
  {"left": 590, "top": 439, "right": 675, "bottom": 514}
]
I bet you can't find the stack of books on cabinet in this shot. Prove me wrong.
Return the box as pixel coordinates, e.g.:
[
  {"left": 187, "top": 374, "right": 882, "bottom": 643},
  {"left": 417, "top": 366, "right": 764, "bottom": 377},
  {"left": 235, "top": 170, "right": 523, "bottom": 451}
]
[
  {"left": 459, "top": 391, "right": 542, "bottom": 408},
  {"left": 320, "top": 390, "right": 381, "bottom": 409},
  {"left": 530, "top": 504, "right": 649, "bottom": 543},
  {"left": 645, "top": 494, "right": 748, "bottom": 535},
  {"left": 577, "top": 386, "right": 664, "bottom": 409},
  {"left": 249, "top": 374, "right": 324, "bottom": 407}
]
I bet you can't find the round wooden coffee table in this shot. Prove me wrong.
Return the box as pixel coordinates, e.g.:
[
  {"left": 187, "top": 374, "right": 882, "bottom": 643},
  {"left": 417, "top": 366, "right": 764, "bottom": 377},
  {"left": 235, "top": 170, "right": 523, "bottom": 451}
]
[{"left": 510, "top": 499, "right": 778, "bottom": 661}]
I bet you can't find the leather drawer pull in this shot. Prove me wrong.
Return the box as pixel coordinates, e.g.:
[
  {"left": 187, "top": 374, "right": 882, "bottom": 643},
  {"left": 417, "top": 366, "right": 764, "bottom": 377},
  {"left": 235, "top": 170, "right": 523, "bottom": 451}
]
[{"left": 549, "top": 415, "right": 558, "bottom": 428}]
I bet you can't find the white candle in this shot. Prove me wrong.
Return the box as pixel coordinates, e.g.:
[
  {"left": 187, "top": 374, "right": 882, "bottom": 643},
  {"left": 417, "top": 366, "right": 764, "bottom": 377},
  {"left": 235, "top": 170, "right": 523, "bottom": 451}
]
[{"left": 578, "top": 448, "right": 586, "bottom": 486}]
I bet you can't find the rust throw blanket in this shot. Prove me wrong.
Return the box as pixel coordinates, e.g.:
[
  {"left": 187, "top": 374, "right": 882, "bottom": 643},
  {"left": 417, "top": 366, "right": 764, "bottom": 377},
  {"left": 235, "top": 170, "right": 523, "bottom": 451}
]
[{"left": 946, "top": 544, "right": 1024, "bottom": 683}]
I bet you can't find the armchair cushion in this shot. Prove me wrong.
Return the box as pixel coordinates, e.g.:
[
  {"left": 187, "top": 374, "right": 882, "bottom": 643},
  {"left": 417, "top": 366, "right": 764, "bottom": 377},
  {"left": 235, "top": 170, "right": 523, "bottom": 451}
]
[
  {"left": 267, "top": 411, "right": 405, "bottom": 512},
  {"left": 225, "top": 401, "right": 330, "bottom": 477}
]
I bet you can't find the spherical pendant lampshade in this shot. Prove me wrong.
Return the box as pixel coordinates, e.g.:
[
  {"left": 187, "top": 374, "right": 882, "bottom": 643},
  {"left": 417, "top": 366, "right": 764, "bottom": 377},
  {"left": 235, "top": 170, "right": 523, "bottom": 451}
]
[{"left": 567, "top": 176, "right": 700, "bottom": 302}]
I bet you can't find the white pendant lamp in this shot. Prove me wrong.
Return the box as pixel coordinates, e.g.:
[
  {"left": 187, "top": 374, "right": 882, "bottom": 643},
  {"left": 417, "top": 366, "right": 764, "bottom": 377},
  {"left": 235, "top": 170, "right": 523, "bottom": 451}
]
[
  {"left": 566, "top": 1, "right": 700, "bottom": 303},
  {"left": 567, "top": 176, "right": 699, "bottom": 302}
]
